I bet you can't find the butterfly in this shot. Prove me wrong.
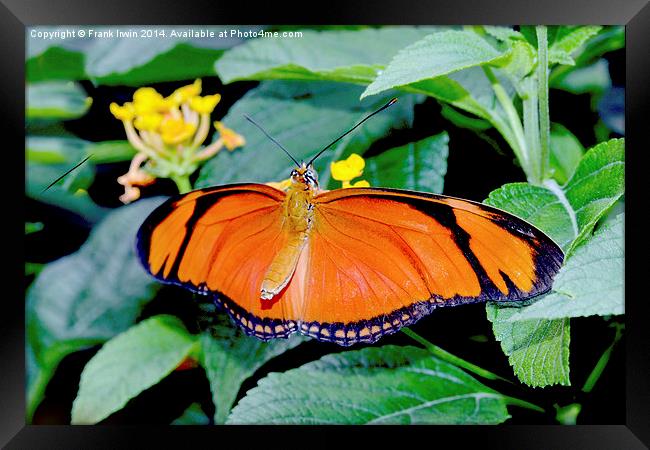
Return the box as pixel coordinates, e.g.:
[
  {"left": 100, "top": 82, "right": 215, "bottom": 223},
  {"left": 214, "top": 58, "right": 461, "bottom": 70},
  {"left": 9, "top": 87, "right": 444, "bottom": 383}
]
[{"left": 136, "top": 99, "right": 564, "bottom": 346}]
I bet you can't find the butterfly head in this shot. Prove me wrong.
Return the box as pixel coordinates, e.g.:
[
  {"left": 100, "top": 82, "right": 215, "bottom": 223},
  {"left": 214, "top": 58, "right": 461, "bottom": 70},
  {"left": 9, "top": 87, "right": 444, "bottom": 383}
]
[{"left": 290, "top": 163, "right": 319, "bottom": 190}]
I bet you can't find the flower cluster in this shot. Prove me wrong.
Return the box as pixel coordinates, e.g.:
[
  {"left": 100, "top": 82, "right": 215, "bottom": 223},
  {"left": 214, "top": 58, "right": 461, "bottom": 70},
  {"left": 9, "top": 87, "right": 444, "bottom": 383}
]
[
  {"left": 110, "top": 79, "right": 245, "bottom": 203},
  {"left": 330, "top": 153, "right": 370, "bottom": 188}
]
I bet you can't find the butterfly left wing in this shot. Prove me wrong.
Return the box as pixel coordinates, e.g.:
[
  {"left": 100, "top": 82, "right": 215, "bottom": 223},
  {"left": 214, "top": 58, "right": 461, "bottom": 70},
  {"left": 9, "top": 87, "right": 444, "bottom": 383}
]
[
  {"left": 136, "top": 183, "right": 303, "bottom": 339},
  {"left": 295, "top": 187, "right": 564, "bottom": 345}
]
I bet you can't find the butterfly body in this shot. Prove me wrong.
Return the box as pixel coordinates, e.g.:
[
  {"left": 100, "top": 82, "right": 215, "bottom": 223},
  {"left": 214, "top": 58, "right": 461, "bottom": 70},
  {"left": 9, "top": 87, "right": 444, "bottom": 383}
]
[
  {"left": 261, "top": 164, "right": 317, "bottom": 300},
  {"left": 136, "top": 162, "right": 564, "bottom": 346}
]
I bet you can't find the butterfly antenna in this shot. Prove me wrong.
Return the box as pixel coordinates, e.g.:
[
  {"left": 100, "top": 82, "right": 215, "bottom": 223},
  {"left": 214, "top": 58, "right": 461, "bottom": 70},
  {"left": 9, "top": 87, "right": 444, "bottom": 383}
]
[
  {"left": 243, "top": 114, "right": 300, "bottom": 167},
  {"left": 307, "top": 97, "right": 398, "bottom": 167},
  {"left": 41, "top": 154, "right": 93, "bottom": 193}
]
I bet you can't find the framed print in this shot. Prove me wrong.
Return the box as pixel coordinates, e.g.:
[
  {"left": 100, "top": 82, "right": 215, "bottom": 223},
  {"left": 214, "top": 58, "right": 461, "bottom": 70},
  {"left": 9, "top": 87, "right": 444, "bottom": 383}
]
[{"left": 4, "top": 0, "right": 648, "bottom": 447}]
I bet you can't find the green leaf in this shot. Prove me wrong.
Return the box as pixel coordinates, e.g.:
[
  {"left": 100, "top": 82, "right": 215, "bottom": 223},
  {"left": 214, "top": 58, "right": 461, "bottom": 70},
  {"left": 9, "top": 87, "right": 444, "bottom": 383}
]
[
  {"left": 71, "top": 315, "right": 198, "bottom": 424},
  {"left": 547, "top": 26, "right": 622, "bottom": 97},
  {"left": 27, "top": 26, "right": 248, "bottom": 85},
  {"left": 195, "top": 80, "right": 417, "bottom": 189},
  {"left": 27, "top": 81, "right": 92, "bottom": 121},
  {"left": 486, "top": 309, "right": 571, "bottom": 387},
  {"left": 27, "top": 136, "right": 94, "bottom": 187},
  {"left": 26, "top": 137, "right": 136, "bottom": 220},
  {"left": 382, "top": 67, "right": 517, "bottom": 156},
  {"left": 483, "top": 139, "right": 623, "bottom": 387},
  {"left": 562, "top": 138, "right": 624, "bottom": 252},
  {"left": 550, "top": 59, "right": 611, "bottom": 96},
  {"left": 501, "top": 214, "right": 624, "bottom": 322},
  {"left": 215, "top": 27, "right": 442, "bottom": 85},
  {"left": 27, "top": 138, "right": 135, "bottom": 165},
  {"left": 496, "top": 40, "right": 537, "bottom": 85},
  {"left": 549, "top": 123, "right": 585, "bottom": 185},
  {"left": 574, "top": 26, "right": 624, "bottom": 66},
  {"left": 364, "top": 132, "right": 449, "bottom": 193},
  {"left": 601, "top": 195, "right": 624, "bottom": 228},
  {"left": 26, "top": 136, "right": 107, "bottom": 222},
  {"left": 522, "top": 25, "right": 608, "bottom": 58},
  {"left": 519, "top": 26, "right": 539, "bottom": 48},
  {"left": 548, "top": 26, "right": 603, "bottom": 66},
  {"left": 84, "top": 27, "right": 243, "bottom": 85},
  {"left": 200, "top": 316, "right": 306, "bottom": 424},
  {"left": 227, "top": 346, "right": 511, "bottom": 424},
  {"left": 171, "top": 403, "right": 210, "bottom": 425},
  {"left": 26, "top": 198, "right": 163, "bottom": 420},
  {"left": 447, "top": 67, "right": 517, "bottom": 118},
  {"left": 27, "top": 337, "right": 103, "bottom": 422},
  {"left": 482, "top": 26, "right": 524, "bottom": 42},
  {"left": 362, "top": 30, "right": 510, "bottom": 99},
  {"left": 440, "top": 104, "right": 492, "bottom": 132},
  {"left": 86, "top": 140, "right": 137, "bottom": 164},
  {"left": 485, "top": 138, "right": 624, "bottom": 253},
  {"left": 26, "top": 46, "right": 87, "bottom": 83},
  {"left": 94, "top": 43, "right": 224, "bottom": 86},
  {"left": 483, "top": 185, "right": 572, "bottom": 388},
  {"left": 484, "top": 182, "right": 576, "bottom": 249}
]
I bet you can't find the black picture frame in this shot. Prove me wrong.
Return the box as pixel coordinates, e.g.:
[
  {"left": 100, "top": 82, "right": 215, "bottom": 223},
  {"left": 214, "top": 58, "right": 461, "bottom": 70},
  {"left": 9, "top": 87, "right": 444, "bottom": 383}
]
[{"left": 5, "top": 0, "right": 648, "bottom": 447}]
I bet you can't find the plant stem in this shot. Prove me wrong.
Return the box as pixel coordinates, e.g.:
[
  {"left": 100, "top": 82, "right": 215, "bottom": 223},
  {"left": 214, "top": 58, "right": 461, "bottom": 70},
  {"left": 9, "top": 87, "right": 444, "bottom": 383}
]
[
  {"left": 536, "top": 25, "right": 551, "bottom": 181},
  {"left": 401, "top": 328, "right": 510, "bottom": 383},
  {"left": 171, "top": 174, "right": 192, "bottom": 194},
  {"left": 522, "top": 76, "right": 542, "bottom": 184},
  {"left": 482, "top": 66, "right": 531, "bottom": 181},
  {"left": 502, "top": 395, "right": 546, "bottom": 413},
  {"left": 582, "top": 323, "right": 624, "bottom": 393}
]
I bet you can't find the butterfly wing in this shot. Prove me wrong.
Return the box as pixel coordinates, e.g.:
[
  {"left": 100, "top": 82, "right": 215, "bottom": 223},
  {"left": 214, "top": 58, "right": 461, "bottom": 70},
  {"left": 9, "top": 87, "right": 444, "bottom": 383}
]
[
  {"left": 136, "top": 183, "right": 301, "bottom": 339},
  {"left": 296, "top": 187, "right": 564, "bottom": 345}
]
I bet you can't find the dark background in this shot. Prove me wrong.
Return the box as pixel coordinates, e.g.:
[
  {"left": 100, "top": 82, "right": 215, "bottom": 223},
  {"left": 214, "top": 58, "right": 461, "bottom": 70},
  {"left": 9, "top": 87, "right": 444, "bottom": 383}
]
[{"left": 25, "top": 44, "right": 626, "bottom": 425}]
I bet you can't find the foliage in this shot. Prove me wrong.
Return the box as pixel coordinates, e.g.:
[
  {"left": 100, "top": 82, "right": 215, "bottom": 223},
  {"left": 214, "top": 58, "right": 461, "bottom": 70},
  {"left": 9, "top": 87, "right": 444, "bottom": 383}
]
[
  {"left": 200, "top": 316, "right": 306, "bottom": 424},
  {"left": 214, "top": 27, "right": 442, "bottom": 85},
  {"left": 25, "top": 25, "right": 624, "bottom": 425},
  {"left": 364, "top": 132, "right": 449, "bottom": 193},
  {"left": 195, "top": 81, "right": 418, "bottom": 189},
  {"left": 501, "top": 214, "right": 624, "bottom": 321},
  {"left": 484, "top": 138, "right": 623, "bottom": 387},
  {"left": 27, "top": 26, "right": 251, "bottom": 85},
  {"left": 71, "top": 315, "right": 199, "bottom": 424},
  {"left": 26, "top": 198, "right": 163, "bottom": 420},
  {"left": 227, "top": 346, "right": 511, "bottom": 424}
]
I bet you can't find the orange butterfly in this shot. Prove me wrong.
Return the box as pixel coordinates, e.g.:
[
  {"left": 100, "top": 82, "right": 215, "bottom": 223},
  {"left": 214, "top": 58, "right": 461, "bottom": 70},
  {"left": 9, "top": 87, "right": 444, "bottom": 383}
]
[{"left": 136, "top": 99, "right": 564, "bottom": 346}]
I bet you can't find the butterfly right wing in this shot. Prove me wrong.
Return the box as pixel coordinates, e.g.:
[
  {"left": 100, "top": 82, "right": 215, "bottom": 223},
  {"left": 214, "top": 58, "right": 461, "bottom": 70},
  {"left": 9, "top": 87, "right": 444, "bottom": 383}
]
[
  {"left": 136, "top": 183, "right": 301, "bottom": 339},
  {"left": 293, "top": 187, "right": 564, "bottom": 346}
]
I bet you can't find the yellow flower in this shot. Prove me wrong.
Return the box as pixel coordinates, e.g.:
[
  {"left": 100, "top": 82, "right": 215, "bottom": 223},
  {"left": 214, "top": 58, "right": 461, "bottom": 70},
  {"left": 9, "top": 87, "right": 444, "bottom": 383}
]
[
  {"left": 330, "top": 153, "right": 365, "bottom": 181},
  {"left": 190, "top": 94, "right": 222, "bottom": 114},
  {"left": 160, "top": 117, "right": 197, "bottom": 145},
  {"left": 348, "top": 179, "right": 370, "bottom": 188},
  {"left": 266, "top": 178, "right": 292, "bottom": 191},
  {"left": 158, "top": 96, "right": 178, "bottom": 112},
  {"left": 133, "top": 87, "right": 166, "bottom": 115},
  {"left": 172, "top": 79, "right": 202, "bottom": 104},
  {"left": 215, "top": 121, "right": 246, "bottom": 150},
  {"left": 110, "top": 102, "right": 135, "bottom": 121},
  {"left": 133, "top": 87, "right": 162, "bottom": 103},
  {"left": 109, "top": 80, "right": 246, "bottom": 203},
  {"left": 134, "top": 113, "right": 163, "bottom": 131}
]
